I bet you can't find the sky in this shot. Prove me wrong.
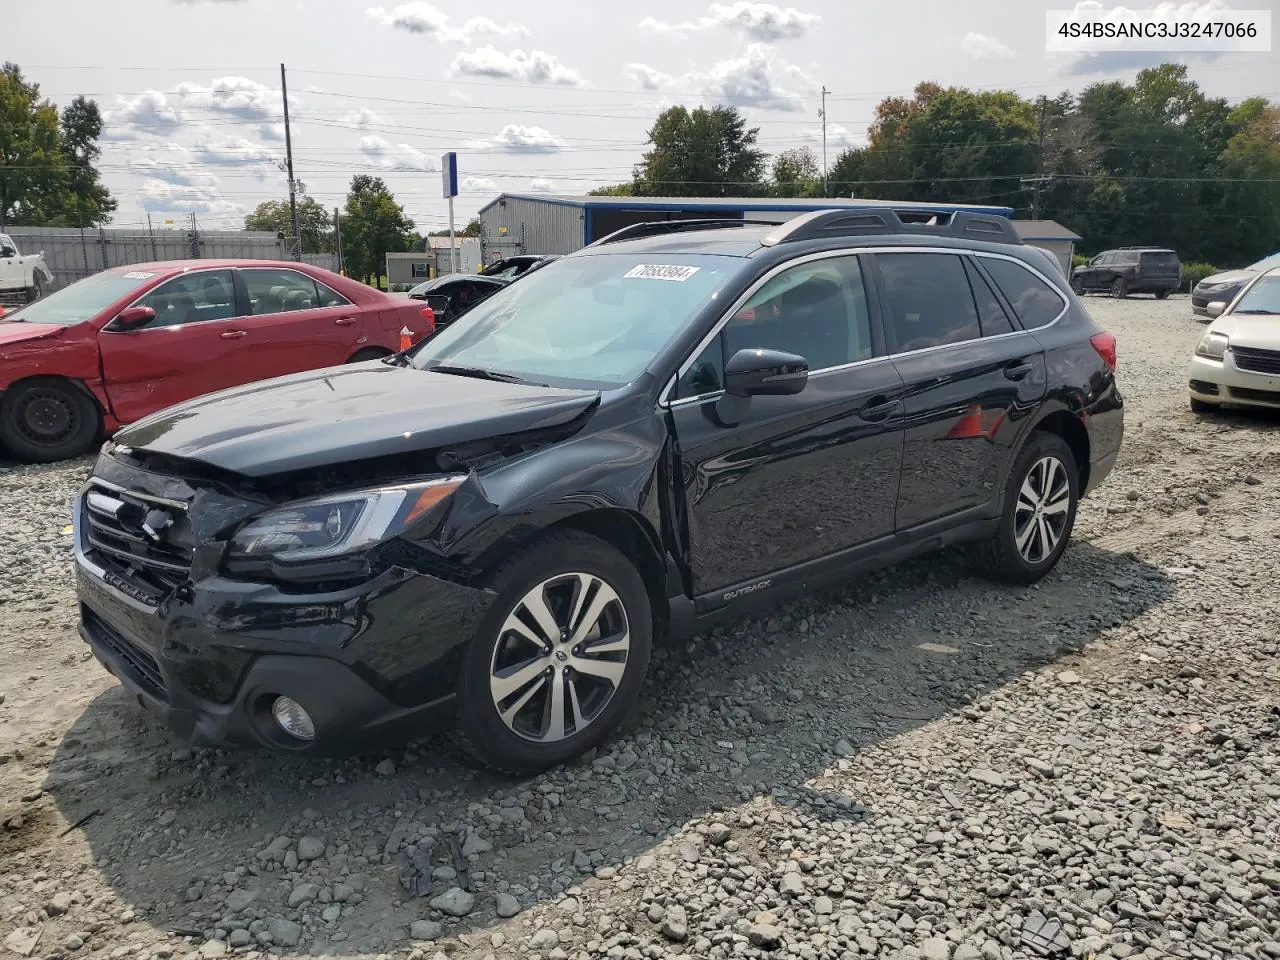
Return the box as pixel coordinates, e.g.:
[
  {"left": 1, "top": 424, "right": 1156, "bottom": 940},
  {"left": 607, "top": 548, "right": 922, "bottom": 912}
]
[{"left": 8, "top": 0, "right": 1279, "bottom": 234}]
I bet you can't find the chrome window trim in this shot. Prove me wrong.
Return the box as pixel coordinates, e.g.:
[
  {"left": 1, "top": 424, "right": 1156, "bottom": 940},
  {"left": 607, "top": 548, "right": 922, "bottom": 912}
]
[
  {"left": 108, "top": 266, "right": 239, "bottom": 333},
  {"left": 659, "top": 246, "right": 1069, "bottom": 408}
]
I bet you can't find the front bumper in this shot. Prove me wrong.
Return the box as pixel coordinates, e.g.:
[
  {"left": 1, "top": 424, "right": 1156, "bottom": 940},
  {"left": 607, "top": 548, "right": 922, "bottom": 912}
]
[
  {"left": 73, "top": 495, "right": 494, "bottom": 752},
  {"left": 1188, "top": 352, "right": 1280, "bottom": 410}
]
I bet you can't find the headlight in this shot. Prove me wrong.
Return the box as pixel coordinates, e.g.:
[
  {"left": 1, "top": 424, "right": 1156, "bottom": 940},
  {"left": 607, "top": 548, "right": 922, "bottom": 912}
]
[
  {"left": 1195, "top": 332, "right": 1229, "bottom": 361},
  {"left": 1198, "top": 281, "right": 1226, "bottom": 292},
  {"left": 228, "top": 476, "right": 466, "bottom": 561}
]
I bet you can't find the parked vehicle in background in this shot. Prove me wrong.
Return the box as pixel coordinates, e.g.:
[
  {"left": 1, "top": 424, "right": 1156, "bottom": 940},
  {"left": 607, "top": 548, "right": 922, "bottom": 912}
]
[
  {"left": 1191, "top": 252, "right": 1280, "bottom": 317},
  {"left": 72, "top": 208, "right": 1122, "bottom": 773},
  {"left": 0, "top": 260, "right": 435, "bottom": 462},
  {"left": 407, "top": 273, "right": 509, "bottom": 328},
  {"left": 1188, "top": 265, "right": 1280, "bottom": 413},
  {"left": 479, "top": 254, "right": 560, "bottom": 280},
  {"left": 1071, "top": 247, "right": 1181, "bottom": 299},
  {"left": 0, "top": 233, "right": 55, "bottom": 305}
]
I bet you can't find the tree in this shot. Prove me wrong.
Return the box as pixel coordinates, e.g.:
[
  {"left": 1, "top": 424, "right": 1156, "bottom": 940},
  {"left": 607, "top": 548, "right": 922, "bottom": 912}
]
[
  {"left": 588, "top": 183, "right": 633, "bottom": 196},
  {"left": 771, "top": 147, "right": 821, "bottom": 198},
  {"left": 632, "top": 105, "right": 767, "bottom": 197},
  {"left": 0, "top": 63, "right": 114, "bottom": 228},
  {"left": 245, "top": 195, "right": 331, "bottom": 253},
  {"left": 340, "top": 175, "right": 415, "bottom": 286},
  {"left": 426, "top": 217, "right": 482, "bottom": 238}
]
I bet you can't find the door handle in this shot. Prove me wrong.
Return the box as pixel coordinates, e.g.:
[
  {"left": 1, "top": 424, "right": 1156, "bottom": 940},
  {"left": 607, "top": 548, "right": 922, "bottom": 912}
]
[
  {"left": 1003, "top": 360, "right": 1034, "bottom": 381},
  {"left": 335, "top": 316, "right": 357, "bottom": 326},
  {"left": 220, "top": 330, "right": 247, "bottom": 340},
  {"left": 859, "top": 396, "right": 898, "bottom": 422}
]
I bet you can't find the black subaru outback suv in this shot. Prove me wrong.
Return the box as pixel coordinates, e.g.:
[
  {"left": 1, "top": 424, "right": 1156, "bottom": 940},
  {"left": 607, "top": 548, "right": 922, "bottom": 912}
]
[{"left": 74, "top": 208, "right": 1124, "bottom": 773}]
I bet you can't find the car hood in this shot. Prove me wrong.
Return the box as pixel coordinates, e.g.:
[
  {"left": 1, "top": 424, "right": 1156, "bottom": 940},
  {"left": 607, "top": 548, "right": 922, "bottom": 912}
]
[
  {"left": 115, "top": 362, "right": 601, "bottom": 477},
  {"left": 1198, "top": 268, "right": 1255, "bottom": 287},
  {"left": 1209, "top": 313, "right": 1280, "bottom": 350},
  {"left": 0, "top": 321, "right": 62, "bottom": 348}
]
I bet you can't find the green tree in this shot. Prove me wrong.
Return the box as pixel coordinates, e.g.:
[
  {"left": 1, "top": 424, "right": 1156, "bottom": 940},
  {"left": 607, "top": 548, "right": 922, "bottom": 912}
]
[
  {"left": 340, "top": 175, "right": 415, "bottom": 286},
  {"left": 53, "top": 96, "right": 115, "bottom": 227},
  {"left": 771, "top": 147, "right": 821, "bottom": 198},
  {"left": 632, "top": 105, "right": 767, "bottom": 197},
  {"left": 244, "top": 195, "right": 332, "bottom": 254},
  {"left": 0, "top": 62, "right": 66, "bottom": 227},
  {"left": 427, "top": 217, "right": 482, "bottom": 238},
  {"left": 588, "top": 182, "right": 633, "bottom": 196}
]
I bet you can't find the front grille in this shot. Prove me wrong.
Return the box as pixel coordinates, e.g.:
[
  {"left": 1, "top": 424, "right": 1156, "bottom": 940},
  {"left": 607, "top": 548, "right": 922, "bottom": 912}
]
[
  {"left": 1231, "top": 346, "right": 1280, "bottom": 376},
  {"left": 83, "top": 607, "right": 168, "bottom": 702},
  {"left": 81, "top": 481, "right": 194, "bottom": 603},
  {"left": 1228, "top": 386, "right": 1280, "bottom": 405}
]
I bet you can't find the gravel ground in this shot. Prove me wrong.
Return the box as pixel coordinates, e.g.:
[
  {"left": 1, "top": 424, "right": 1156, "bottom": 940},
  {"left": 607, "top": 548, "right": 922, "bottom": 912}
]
[{"left": 1, "top": 294, "right": 1277, "bottom": 960}]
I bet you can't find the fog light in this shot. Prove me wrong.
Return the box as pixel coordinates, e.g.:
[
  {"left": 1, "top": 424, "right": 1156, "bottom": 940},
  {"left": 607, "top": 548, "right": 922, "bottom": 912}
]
[{"left": 271, "top": 696, "right": 315, "bottom": 741}]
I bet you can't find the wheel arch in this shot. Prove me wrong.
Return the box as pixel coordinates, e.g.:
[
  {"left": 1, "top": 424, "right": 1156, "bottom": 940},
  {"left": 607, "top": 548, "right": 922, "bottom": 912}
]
[{"left": 1027, "top": 408, "right": 1091, "bottom": 493}]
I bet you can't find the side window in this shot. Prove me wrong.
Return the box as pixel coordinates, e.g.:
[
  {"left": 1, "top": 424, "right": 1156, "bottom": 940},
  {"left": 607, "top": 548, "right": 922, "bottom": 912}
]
[
  {"left": 676, "top": 256, "right": 873, "bottom": 399},
  {"left": 242, "top": 269, "right": 319, "bottom": 315},
  {"left": 314, "top": 280, "right": 350, "bottom": 308},
  {"left": 135, "top": 270, "right": 236, "bottom": 328},
  {"left": 877, "top": 253, "right": 980, "bottom": 353},
  {"left": 963, "top": 258, "right": 1016, "bottom": 337},
  {"left": 981, "top": 258, "right": 1067, "bottom": 330}
]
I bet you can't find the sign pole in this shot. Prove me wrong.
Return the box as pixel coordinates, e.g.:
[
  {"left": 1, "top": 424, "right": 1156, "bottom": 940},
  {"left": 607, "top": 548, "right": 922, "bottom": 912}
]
[
  {"left": 448, "top": 196, "right": 456, "bottom": 274},
  {"left": 442, "top": 151, "right": 459, "bottom": 274}
]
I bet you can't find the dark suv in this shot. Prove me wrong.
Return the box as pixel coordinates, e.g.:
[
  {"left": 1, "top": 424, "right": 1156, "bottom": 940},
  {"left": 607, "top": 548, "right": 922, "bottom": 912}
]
[
  {"left": 1071, "top": 247, "right": 1181, "bottom": 299},
  {"left": 73, "top": 208, "right": 1124, "bottom": 773}
]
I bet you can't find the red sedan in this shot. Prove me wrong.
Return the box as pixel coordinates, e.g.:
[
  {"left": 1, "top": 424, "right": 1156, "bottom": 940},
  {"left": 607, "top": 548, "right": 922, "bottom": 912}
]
[{"left": 0, "top": 260, "right": 435, "bottom": 462}]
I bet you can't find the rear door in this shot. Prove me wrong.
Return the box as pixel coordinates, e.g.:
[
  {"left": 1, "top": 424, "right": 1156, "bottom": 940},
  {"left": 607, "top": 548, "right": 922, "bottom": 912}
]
[
  {"left": 97, "top": 269, "right": 250, "bottom": 422},
  {"left": 871, "top": 250, "right": 1049, "bottom": 531},
  {"left": 235, "top": 267, "right": 363, "bottom": 381}
]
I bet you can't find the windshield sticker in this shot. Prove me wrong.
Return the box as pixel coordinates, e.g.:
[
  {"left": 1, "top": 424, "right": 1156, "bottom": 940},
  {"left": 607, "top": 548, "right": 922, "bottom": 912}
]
[
  {"left": 623, "top": 264, "right": 701, "bottom": 282},
  {"left": 122, "top": 271, "right": 155, "bottom": 279}
]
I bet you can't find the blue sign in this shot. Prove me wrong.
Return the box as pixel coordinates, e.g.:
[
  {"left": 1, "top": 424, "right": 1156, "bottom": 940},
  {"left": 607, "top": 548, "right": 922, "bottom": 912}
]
[{"left": 442, "top": 152, "right": 458, "bottom": 199}]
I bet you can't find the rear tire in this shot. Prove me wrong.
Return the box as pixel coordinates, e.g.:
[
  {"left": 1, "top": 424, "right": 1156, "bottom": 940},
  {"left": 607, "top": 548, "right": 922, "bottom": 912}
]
[
  {"left": 0, "top": 378, "right": 101, "bottom": 463},
  {"left": 971, "top": 432, "right": 1079, "bottom": 585},
  {"left": 453, "top": 530, "right": 652, "bottom": 775},
  {"left": 346, "top": 347, "right": 390, "bottom": 363},
  {"left": 1189, "top": 396, "right": 1217, "bottom": 414},
  {"left": 1155, "top": 289, "right": 1171, "bottom": 300},
  {"left": 1110, "top": 277, "right": 1127, "bottom": 299}
]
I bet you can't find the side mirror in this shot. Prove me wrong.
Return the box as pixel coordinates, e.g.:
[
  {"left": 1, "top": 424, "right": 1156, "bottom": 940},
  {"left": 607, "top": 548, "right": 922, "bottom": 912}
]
[
  {"left": 1206, "top": 301, "right": 1227, "bottom": 319},
  {"left": 113, "top": 305, "right": 157, "bottom": 330},
  {"left": 724, "top": 348, "right": 809, "bottom": 397}
]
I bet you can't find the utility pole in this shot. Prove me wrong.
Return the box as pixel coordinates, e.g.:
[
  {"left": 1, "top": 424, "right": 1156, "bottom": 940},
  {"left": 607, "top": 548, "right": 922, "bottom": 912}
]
[
  {"left": 280, "top": 63, "right": 301, "bottom": 261},
  {"left": 333, "top": 207, "right": 344, "bottom": 275},
  {"left": 1021, "top": 97, "right": 1051, "bottom": 220},
  {"left": 819, "top": 86, "right": 830, "bottom": 198}
]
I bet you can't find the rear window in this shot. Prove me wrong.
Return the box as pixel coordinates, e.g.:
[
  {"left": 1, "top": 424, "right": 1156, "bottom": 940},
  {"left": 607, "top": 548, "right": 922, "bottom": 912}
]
[
  {"left": 980, "top": 258, "right": 1067, "bottom": 329},
  {"left": 1140, "top": 251, "right": 1179, "bottom": 268}
]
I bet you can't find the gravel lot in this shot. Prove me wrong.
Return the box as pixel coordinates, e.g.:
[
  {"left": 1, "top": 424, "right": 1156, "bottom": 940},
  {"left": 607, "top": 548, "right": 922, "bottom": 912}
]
[{"left": 2, "top": 295, "right": 1278, "bottom": 960}]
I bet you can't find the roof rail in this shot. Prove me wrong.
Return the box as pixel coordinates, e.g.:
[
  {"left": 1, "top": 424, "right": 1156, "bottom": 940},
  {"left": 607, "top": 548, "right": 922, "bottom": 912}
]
[
  {"left": 587, "top": 218, "right": 781, "bottom": 247},
  {"left": 760, "top": 207, "right": 1022, "bottom": 247}
]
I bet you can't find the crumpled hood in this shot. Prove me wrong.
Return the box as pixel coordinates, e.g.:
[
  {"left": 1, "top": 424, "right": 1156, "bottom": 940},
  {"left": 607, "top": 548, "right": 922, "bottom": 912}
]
[
  {"left": 0, "top": 321, "right": 60, "bottom": 349},
  {"left": 115, "top": 362, "right": 601, "bottom": 477}
]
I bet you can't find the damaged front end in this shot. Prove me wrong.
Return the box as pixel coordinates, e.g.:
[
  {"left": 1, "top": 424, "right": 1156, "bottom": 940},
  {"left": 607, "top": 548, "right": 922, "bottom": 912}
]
[{"left": 71, "top": 418, "right": 582, "bottom": 752}]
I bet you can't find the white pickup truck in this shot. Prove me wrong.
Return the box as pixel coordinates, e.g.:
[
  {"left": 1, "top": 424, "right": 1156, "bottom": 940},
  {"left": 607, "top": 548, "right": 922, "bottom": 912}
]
[{"left": 0, "top": 234, "right": 54, "bottom": 306}]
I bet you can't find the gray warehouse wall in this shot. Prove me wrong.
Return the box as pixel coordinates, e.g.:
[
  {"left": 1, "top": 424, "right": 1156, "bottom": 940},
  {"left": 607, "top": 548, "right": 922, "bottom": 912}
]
[{"left": 479, "top": 198, "right": 584, "bottom": 257}]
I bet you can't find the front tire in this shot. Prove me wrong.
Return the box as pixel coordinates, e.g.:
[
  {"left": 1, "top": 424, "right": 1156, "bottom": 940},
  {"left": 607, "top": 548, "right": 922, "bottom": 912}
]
[
  {"left": 454, "top": 531, "right": 652, "bottom": 774},
  {"left": 24, "top": 275, "right": 44, "bottom": 303},
  {"left": 0, "top": 378, "right": 101, "bottom": 463},
  {"left": 1110, "top": 277, "right": 1127, "bottom": 299},
  {"left": 971, "top": 432, "right": 1079, "bottom": 585},
  {"left": 1071, "top": 278, "right": 1085, "bottom": 295}
]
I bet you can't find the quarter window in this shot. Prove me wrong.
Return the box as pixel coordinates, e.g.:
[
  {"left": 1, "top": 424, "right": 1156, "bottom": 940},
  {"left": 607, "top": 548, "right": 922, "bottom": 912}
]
[
  {"left": 877, "top": 253, "right": 980, "bottom": 352},
  {"left": 981, "top": 258, "right": 1067, "bottom": 329},
  {"left": 963, "top": 258, "right": 1016, "bottom": 337},
  {"left": 135, "top": 270, "right": 236, "bottom": 328},
  {"left": 243, "top": 269, "right": 322, "bottom": 315},
  {"left": 677, "top": 256, "right": 873, "bottom": 399}
]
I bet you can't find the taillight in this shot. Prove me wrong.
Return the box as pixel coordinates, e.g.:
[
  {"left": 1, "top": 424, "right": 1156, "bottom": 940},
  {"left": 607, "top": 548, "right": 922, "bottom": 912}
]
[
  {"left": 419, "top": 305, "right": 435, "bottom": 329},
  {"left": 1090, "top": 331, "right": 1117, "bottom": 372}
]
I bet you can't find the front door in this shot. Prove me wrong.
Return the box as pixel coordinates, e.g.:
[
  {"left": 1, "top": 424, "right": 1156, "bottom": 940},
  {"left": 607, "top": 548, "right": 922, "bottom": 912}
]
[
  {"left": 667, "top": 253, "right": 906, "bottom": 598},
  {"left": 98, "top": 269, "right": 250, "bottom": 423},
  {"left": 236, "top": 267, "right": 364, "bottom": 381},
  {"left": 869, "top": 251, "right": 1049, "bottom": 530}
]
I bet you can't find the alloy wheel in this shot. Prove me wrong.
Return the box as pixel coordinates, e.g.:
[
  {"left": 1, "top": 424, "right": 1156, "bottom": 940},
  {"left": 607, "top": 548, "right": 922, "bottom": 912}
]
[
  {"left": 1013, "top": 455, "right": 1071, "bottom": 564},
  {"left": 489, "top": 572, "right": 631, "bottom": 743}
]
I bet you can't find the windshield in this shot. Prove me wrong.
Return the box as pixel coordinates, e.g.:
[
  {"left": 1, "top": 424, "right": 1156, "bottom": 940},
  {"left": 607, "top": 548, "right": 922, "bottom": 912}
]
[
  {"left": 1, "top": 269, "right": 161, "bottom": 326},
  {"left": 1247, "top": 252, "right": 1280, "bottom": 272},
  {"left": 1232, "top": 275, "right": 1280, "bottom": 314},
  {"left": 410, "top": 253, "right": 740, "bottom": 388}
]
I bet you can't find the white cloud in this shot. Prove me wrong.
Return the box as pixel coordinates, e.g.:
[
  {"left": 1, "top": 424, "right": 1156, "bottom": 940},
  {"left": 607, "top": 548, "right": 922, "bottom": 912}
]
[
  {"left": 450, "top": 47, "right": 585, "bottom": 86},
  {"left": 342, "top": 107, "right": 385, "bottom": 128},
  {"left": 367, "top": 3, "right": 528, "bottom": 43},
  {"left": 628, "top": 64, "right": 675, "bottom": 91},
  {"left": 104, "top": 91, "right": 183, "bottom": 137},
  {"left": 528, "top": 178, "right": 556, "bottom": 193},
  {"left": 960, "top": 31, "right": 1016, "bottom": 60},
  {"left": 126, "top": 143, "right": 220, "bottom": 188},
  {"left": 173, "top": 76, "right": 293, "bottom": 129},
  {"left": 192, "top": 136, "right": 277, "bottom": 168},
  {"left": 462, "top": 176, "right": 498, "bottom": 193},
  {"left": 136, "top": 179, "right": 243, "bottom": 221},
  {"left": 804, "top": 123, "right": 859, "bottom": 150},
  {"left": 359, "top": 135, "right": 439, "bottom": 172},
  {"left": 259, "top": 123, "right": 286, "bottom": 141},
  {"left": 468, "top": 124, "right": 566, "bottom": 153},
  {"left": 695, "top": 44, "right": 807, "bottom": 112},
  {"left": 640, "top": 2, "right": 820, "bottom": 42}
]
